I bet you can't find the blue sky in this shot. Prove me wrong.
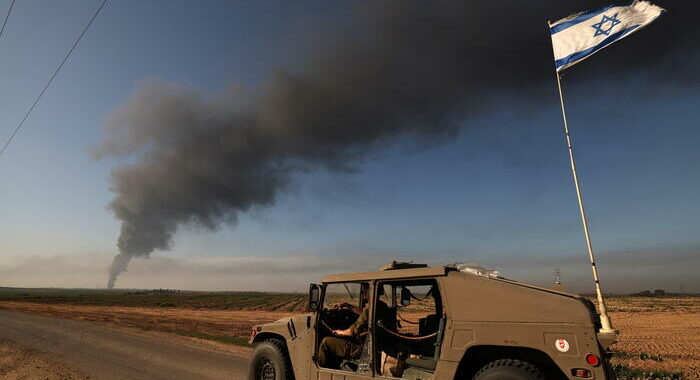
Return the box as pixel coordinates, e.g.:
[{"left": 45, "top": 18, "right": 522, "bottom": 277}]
[{"left": 0, "top": 1, "right": 697, "bottom": 292}]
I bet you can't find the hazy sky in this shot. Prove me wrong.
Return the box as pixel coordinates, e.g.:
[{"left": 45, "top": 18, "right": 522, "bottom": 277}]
[{"left": 0, "top": 1, "right": 698, "bottom": 293}]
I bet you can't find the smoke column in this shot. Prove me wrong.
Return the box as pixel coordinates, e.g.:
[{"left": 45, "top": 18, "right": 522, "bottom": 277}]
[{"left": 96, "top": 1, "right": 698, "bottom": 288}]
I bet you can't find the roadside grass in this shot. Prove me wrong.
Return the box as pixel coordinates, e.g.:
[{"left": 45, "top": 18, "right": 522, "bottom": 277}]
[
  {"left": 610, "top": 351, "right": 687, "bottom": 379},
  {"left": 141, "top": 327, "right": 250, "bottom": 347},
  {"left": 612, "top": 351, "right": 664, "bottom": 362},
  {"left": 612, "top": 363, "right": 684, "bottom": 380}
]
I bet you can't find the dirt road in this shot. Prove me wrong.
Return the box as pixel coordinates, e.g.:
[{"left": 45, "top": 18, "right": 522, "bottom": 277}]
[{"left": 0, "top": 310, "right": 250, "bottom": 380}]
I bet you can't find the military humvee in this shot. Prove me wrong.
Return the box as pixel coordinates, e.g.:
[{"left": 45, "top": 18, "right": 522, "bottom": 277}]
[{"left": 248, "top": 262, "right": 617, "bottom": 380}]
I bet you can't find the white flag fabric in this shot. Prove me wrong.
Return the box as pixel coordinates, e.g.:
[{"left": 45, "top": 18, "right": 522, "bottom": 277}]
[{"left": 550, "top": 1, "right": 664, "bottom": 72}]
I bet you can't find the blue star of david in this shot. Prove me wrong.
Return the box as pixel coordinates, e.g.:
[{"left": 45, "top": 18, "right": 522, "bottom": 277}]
[{"left": 591, "top": 13, "right": 621, "bottom": 37}]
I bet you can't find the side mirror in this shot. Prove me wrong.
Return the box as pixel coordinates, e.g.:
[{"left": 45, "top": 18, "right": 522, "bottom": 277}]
[
  {"left": 400, "top": 286, "right": 411, "bottom": 306},
  {"left": 308, "top": 284, "right": 321, "bottom": 311}
]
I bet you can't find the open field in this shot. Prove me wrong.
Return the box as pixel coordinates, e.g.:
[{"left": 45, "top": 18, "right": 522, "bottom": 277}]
[
  {"left": 602, "top": 296, "right": 700, "bottom": 379},
  {"left": 0, "top": 287, "right": 307, "bottom": 311},
  {"left": 0, "top": 287, "right": 307, "bottom": 345},
  {"left": 0, "top": 288, "right": 697, "bottom": 378}
]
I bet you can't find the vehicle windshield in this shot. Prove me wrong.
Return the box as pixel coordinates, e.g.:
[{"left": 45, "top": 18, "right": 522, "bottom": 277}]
[{"left": 323, "top": 282, "right": 361, "bottom": 309}]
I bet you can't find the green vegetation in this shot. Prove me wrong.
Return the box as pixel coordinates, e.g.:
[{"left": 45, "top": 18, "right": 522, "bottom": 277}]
[
  {"left": 612, "top": 351, "right": 664, "bottom": 362},
  {"left": 612, "top": 364, "right": 683, "bottom": 380},
  {"left": 0, "top": 287, "right": 307, "bottom": 311}
]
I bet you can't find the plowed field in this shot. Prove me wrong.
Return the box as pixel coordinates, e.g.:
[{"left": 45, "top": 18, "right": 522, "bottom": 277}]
[{"left": 604, "top": 297, "right": 700, "bottom": 379}]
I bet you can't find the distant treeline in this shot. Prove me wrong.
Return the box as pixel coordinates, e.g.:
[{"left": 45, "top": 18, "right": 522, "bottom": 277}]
[
  {"left": 126, "top": 288, "right": 182, "bottom": 295},
  {"left": 627, "top": 289, "right": 695, "bottom": 297},
  {"left": 581, "top": 290, "right": 699, "bottom": 297},
  {"left": 0, "top": 287, "right": 307, "bottom": 311}
]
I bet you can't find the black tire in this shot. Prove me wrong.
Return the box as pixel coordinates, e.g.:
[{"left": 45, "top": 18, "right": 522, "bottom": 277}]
[
  {"left": 248, "top": 339, "right": 294, "bottom": 380},
  {"left": 473, "top": 359, "right": 545, "bottom": 380}
]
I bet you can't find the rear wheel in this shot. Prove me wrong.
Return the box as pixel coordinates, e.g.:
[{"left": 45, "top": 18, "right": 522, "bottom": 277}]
[
  {"left": 473, "top": 359, "right": 544, "bottom": 380},
  {"left": 248, "top": 339, "right": 293, "bottom": 380}
]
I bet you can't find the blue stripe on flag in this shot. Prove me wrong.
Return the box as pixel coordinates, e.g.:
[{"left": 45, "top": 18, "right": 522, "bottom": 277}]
[
  {"left": 554, "top": 24, "right": 640, "bottom": 70},
  {"left": 549, "top": 1, "right": 633, "bottom": 34}
]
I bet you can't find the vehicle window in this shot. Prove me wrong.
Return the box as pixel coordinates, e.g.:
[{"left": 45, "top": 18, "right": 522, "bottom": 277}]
[
  {"left": 374, "top": 280, "right": 443, "bottom": 364},
  {"left": 380, "top": 283, "right": 394, "bottom": 307},
  {"left": 395, "top": 284, "right": 437, "bottom": 335},
  {"left": 323, "top": 282, "right": 362, "bottom": 309}
]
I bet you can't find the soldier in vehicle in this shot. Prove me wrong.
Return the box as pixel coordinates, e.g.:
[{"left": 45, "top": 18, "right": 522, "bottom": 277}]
[
  {"left": 250, "top": 262, "right": 618, "bottom": 380},
  {"left": 318, "top": 284, "right": 389, "bottom": 369}
]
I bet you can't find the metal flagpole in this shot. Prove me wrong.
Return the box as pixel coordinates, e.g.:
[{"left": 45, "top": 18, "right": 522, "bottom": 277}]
[{"left": 554, "top": 71, "right": 615, "bottom": 334}]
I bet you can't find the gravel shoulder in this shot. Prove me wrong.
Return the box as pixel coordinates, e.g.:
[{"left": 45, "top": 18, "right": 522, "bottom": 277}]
[{"left": 0, "top": 337, "right": 91, "bottom": 380}]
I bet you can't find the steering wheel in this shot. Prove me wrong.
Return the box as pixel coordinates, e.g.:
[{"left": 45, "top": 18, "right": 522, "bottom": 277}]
[{"left": 319, "top": 306, "right": 357, "bottom": 331}]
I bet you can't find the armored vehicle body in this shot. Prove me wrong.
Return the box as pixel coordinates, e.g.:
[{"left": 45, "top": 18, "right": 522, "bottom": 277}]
[{"left": 248, "top": 262, "right": 616, "bottom": 380}]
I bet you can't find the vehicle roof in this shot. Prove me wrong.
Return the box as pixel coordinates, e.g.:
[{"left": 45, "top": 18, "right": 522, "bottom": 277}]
[{"left": 321, "top": 266, "right": 449, "bottom": 283}]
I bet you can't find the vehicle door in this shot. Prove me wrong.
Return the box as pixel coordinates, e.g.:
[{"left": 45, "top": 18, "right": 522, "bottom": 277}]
[
  {"left": 313, "top": 281, "right": 374, "bottom": 380},
  {"left": 373, "top": 279, "right": 446, "bottom": 378}
]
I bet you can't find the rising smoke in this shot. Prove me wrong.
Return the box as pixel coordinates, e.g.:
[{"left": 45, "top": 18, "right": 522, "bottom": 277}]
[{"left": 96, "top": 1, "right": 698, "bottom": 288}]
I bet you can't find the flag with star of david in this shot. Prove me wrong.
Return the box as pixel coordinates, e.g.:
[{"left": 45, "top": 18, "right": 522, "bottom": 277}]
[{"left": 550, "top": 1, "right": 665, "bottom": 72}]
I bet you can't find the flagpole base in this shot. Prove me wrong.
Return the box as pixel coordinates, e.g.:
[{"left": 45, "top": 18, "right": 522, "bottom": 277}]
[{"left": 598, "top": 314, "right": 617, "bottom": 334}]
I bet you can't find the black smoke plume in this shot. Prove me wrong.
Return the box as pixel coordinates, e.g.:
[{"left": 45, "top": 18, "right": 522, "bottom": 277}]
[{"left": 96, "top": 1, "right": 698, "bottom": 288}]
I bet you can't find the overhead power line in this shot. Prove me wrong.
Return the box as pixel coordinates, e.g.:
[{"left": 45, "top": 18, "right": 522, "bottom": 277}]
[
  {"left": 0, "top": 0, "right": 108, "bottom": 158},
  {"left": 0, "top": 0, "right": 16, "bottom": 40}
]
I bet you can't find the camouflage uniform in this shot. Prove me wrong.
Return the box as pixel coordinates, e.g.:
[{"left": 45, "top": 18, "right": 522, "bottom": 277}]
[{"left": 318, "top": 301, "right": 388, "bottom": 369}]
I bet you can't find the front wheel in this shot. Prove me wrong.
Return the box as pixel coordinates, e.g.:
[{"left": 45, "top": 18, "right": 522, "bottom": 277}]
[
  {"left": 248, "top": 340, "right": 293, "bottom": 380},
  {"left": 473, "top": 359, "right": 544, "bottom": 380}
]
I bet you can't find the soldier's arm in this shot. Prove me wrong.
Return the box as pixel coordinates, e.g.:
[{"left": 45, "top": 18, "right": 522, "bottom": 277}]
[{"left": 334, "top": 306, "right": 369, "bottom": 337}]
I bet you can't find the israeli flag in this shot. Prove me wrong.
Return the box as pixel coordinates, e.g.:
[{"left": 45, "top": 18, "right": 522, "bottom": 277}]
[{"left": 550, "top": 1, "right": 665, "bottom": 72}]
